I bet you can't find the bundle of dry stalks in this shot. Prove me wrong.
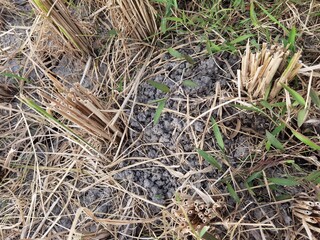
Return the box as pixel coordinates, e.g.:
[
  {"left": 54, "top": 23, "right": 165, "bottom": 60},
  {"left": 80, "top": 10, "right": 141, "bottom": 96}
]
[
  {"left": 172, "top": 195, "right": 225, "bottom": 239},
  {"left": 29, "top": 0, "right": 93, "bottom": 56},
  {"left": 292, "top": 193, "right": 320, "bottom": 236},
  {"left": 40, "top": 75, "right": 123, "bottom": 142},
  {"left": 110, "top": 0, "right": 157, "bottom": 41},
  {"left": 240, "top": 42, "right": 302, "bottom": 100}
]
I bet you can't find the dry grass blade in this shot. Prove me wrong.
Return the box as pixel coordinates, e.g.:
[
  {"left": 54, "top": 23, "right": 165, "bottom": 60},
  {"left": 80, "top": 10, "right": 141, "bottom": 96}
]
[
  {"left": 110, "top": 0, "right": 157, "bottom": 41},
  {"left": 292, "top": 193, "right": 320, "bottom": 237},
  {"left": 240, "top": 41, "right": 302, "bottom": 100},
  {"left": 29, "top": 0, "right": 93, "bottom": 56},
  {"left": 40, "top": 75, "right": 123, "bottom": 142},
  {"left": 171, "top": 192, "right": 225, "bottom": 239}
]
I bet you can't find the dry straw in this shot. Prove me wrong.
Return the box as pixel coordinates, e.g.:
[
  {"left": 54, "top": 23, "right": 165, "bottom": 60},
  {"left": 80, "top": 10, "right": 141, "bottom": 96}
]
[
  {"left": 110, "top": 0, "right": 157, "bottom": 41},
  {"left": 239, "top": 41, "right": 302, "bottom": 100},
  {"left": 40, "top": 75, "right": 123, "bottom": 142},
  {"left": 30, "top": 0, "right": 93, "bottom": 56},
  {"left": 172, "top": 195, "right": 225, "bottom": 239},
  {"left": 292, "top": 193, "right": 320, "bottom": 236}
]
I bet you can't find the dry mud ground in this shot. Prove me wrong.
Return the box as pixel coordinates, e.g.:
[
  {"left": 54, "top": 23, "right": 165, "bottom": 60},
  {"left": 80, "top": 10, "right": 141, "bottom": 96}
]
[{"left": 1, "top": 1, "right": 320, "bottom": 240}]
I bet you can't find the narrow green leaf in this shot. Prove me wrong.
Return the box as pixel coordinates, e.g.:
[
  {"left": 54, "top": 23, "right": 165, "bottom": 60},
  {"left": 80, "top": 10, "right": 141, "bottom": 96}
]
[
  {"left": 19, "top": 97, "right": 92, "bottom": 149},
  {"left": 166, "top": 17, "right": 183, "bottom": 22},
  {"left": 211, "top": 117, "right": 224, "bottom": 150},
  {"left": 160, "top": 18, "right": 167, "bottom": 33},
  {"left": 246, "top": 171, "right": 262, "bottom": 183},
  {"left": 154, "top": 99, "right": 166, "bottom": 125},
  {"left": 182, "top": 80, "right": 198, "bottom": 88},
  {"left": 305, "top": 171, "right": 320, "bottom": 182},
  {"left": 196, "top": 149, "right": 222, "bottom": 170},
  {"left": 291, "top": 129, "right": 320, "bottom": 150},
  {"left": 182, "top": 54, "right": 195, "bottom": 64},
  {"left": 168, "top": 47, "right": 195, "bottom": 64},
  {"left": 272, "top": 102, "right": 287, "bottom": 108},
  {"left": 226, "top": 182, "right": 240, "bottom": 203},
  {"left": 260, "top": 100, "right": 272, "bottom": 110},
  {"left": 268, "top": 177, "right": 299, "bottom": 186},
  {"left": 1, "top": 72, "right": 29, "bottom": 82},
  {"left": 250, "top": 1, "right": 259, "bottom": 27},
  {"left": 297, "top": 108, "right": 308, "bottom": 127},
  {"left": 310, "top": 88, "right": 320, "bottom": 108},
  {"left": 32, "top": 0, "right": 49, "bottom": 12},
  {"left": 281, "top": 83, "right": 306, "bottom": 106},
  {"left": 266, "top": 130, "right": 284, "bottom": 150},
  {"left": 107, "top": 29, "right": 117, "bottom": 37},
  {"left": 272, "top": 123, "right": 286, "bottom": 135},
  {"left": 168, "top": 47, "right": 183, "bottom": 58},
  {"left": 207, "top": 41, "right": 221, "bottom": 53},
  {"left": 173, "top": 0, "right": 178, "bottom": 9},
  {"left": 256, "top": 3, "right": 289, "bottom": 34},
  {"left": 288, "top": 26, "right": 297, "bottom": 51},
  {"left": 276, "top": 194, "right": 292, "bottom": 201},
  {"left": 266, "top": 123, "right": 286, "bottom": 150},
  {"left": 199, "top": 226, "right": 210, "bottom": 238},
  {"left": 230, "top": 34, "right": 254, "bottom": 45},
  {"left": 147, "top": 80, "right": 170, "bottom": 93},
  {"left": 175, "top": 192, "right": 182, "bottom": 202},
  {"left": 148, "top": 97, "right": 167, "bottom": 104}
]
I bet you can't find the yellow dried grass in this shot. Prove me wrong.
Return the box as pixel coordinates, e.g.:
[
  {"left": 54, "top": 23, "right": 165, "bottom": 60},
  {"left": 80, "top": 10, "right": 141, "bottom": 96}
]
[
  {"left": 240, "top": 41, "right": 302, "bottom": 100},
  {"left": 30, "top": 0, "right": 94, "bottom": 56},
  {"left": 109, "top": 0, "right": 157, "bottom": 41},
  {"left": 40, "top": 75, "right": 123, "bottom": 142}
]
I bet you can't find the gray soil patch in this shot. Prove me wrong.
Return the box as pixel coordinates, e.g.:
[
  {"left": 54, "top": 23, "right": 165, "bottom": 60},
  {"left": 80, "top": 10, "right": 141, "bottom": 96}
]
[{"left": 116, "top": 52, "right": 243, "bottom": 206}]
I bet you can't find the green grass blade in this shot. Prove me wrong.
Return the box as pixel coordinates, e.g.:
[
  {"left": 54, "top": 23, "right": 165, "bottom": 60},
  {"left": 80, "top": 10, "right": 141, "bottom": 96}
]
[
  {"left": 230, "top": 34, "right": 254, "bottom": 45},
  {"left": 250, "top": 1, "right": 259, "bottom": 27},
  {"left": 291, "top": 129, "right": 320, "bottom": 150},
  {"left": 305, "top": 170, "right": 320, "bottom": 182},
  {"left": 199, "top": 226, "right": 210, "bottom": 238},
  {"left": 310, "top": 88, "right": 320, "bottom": 108},
  {"left": 266, "top": 130, "right": 284, "bottom": 150},
  {"left": 154, "top": 99, "right": 166, "bottom": 124},
  {"left": 182, "top": 54, "right": 195, "bottom": 64},
  {"left": 196, "top": 149, "right": 222, "bottom": 170},
  {"left": 288, "top": 26, "right": 297, "bottom": 52},
  {"left": 268, "top": 177, "right": 299, "bottom": 186},
  {"left": 211, "top": 117, "right": 224, "bottom": 150},
  {"left": 32, "top": 0, "right": 49, "bottom": 13},
  {"left": 256, "top": 2, "right": 289, "bottom": 34},
  {"left": 226, "top": 182, "right": 240, "bottom": 203},
  {"left": 182, "top": 80, "right": 198, "bottom": 88},
  {"left": 206, "top": 41, "right": 222, "bottom": 53},
  {"left": 168, "top": 47, "right": 195, "bottom": 64},
  {"left": 20, "top": 97, "right": 92, "bottom": 149},
  {"left": 297, "top": 108, "right": 308, "bottom": 127},
  {"left": 168, "top": 47, "right": 183, "bottom": 58},
  {"left": 166, "top": 17, "right": 183, "bottom": 23},
  {"left": 147, "top": 80, "right": 170, "bottom": 93},
  {"left": 266, "top": 123, "right": 286, "bottom": 150},
  {"left": 260, "top": 100, "right": 272, "bottom": 111},
  {"left": 281, "top": 83, "right": 306, "bottom": 106},
  {"left": 0, "top": 72, "right": 30, "bottom": 82},
  {"left": 246, "top": 171, "right": 263, "bottom": 183},
  {"left": 161, "top": 17, "right": 167, "bottom": 33}
]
